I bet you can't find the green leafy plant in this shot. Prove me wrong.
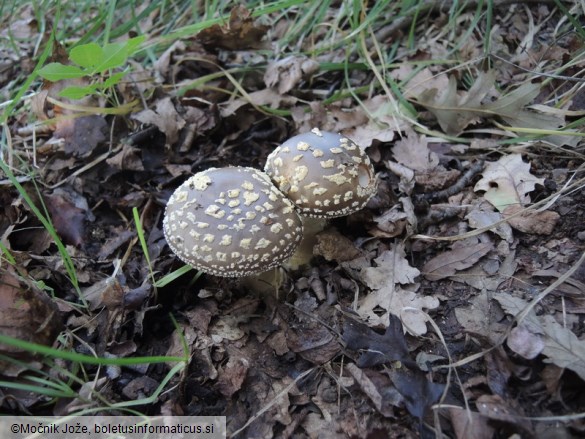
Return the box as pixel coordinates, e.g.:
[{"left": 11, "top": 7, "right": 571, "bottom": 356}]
[{"left": 37, "top": 36, "right": 145, "bottom": 99}]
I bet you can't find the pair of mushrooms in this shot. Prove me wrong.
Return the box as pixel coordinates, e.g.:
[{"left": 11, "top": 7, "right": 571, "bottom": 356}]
[{"left": 163, "top": 128, "right": 377, "bottom": 277}]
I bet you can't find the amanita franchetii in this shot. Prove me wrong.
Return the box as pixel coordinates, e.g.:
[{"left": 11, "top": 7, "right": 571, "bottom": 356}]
[
  {"left": 163, "top": 167, "right": 303, "bottom": 277},
  {"left": 264, "top": 128, "right": 377, "bottom": 267}
]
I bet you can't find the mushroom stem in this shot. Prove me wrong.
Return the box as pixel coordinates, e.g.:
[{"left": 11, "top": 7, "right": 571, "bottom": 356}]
[{"left": 283, "top": 217, "right": 327, "bottom": 270}]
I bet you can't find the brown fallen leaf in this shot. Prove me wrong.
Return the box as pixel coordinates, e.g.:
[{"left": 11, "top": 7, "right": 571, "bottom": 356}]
[
  {"left": 416, "top": 71, "right": 495, "bottom": 135},
  {"left": 345, "top": 363, "right": 403, "bottom": 418},
  {"left": 541, "top": 314, "right": 585, "bottom": 382},
  {"left": 370, "top": 207, "right": 407, "bottom": 238},
  {"left": 422, "top": 238, "right": 494, "bottom": 281},
  {"left": 0, "top": 267, "right": 62, "bottom": 374},
  {"left": 131, "top": 97, "right": 185, "bottom": 148},
  {"left": 392, "top": 65, "right": 450, "bottom": 100},
  {"left": 392, "top": 130, "right": 438, "bottom": 172},
  {"left": 387, "top": 367, "right": 445, "bottom": 421},
  {"left": 414, "top": 169, "right": 460, "bottom": 191},
  {"left": 503, "top": 205, "right": 560, "bottom": 235},
  {"left": 466, "top": 207, "right": 514, "bottom": 243},
  {"left": 106, "top": 144, "right": 144, "bottom": 171},
  {"left": 122, "top": 375, "right": 159, "bottom": 399},
  {"left": 415, "top": 70, "right": 562, "bottom": 135},
  {"left": 264, "top": 56, "right": 320, "bottom": 94},
  {"left": 220, "top": 88, "right": 298, "bottom": 117},
  {"left": 287, "top": 325, "right": 340, "bottom": 364},
  {"left": 362, "top": 245, "right": 421, "bottom": 288},
  {"left": 44, "top": 191, "right": 87, "bottom": 247},
  {"left": 196, "top": 5, "right": 268, "bottom": 50},
  {"left": 53, "top": 114, "right": 108, "bottom": 157},
  {"left": 355, "top": 244, "right": 436, "bottom": 335},
  {"left": 217, "top": 355, "right": 249, "bottom": 398}
]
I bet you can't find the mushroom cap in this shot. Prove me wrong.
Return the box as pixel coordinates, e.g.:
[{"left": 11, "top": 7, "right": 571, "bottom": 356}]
[
  {"left": 264, "top": 128, "right": 377, "bottom": 218},
  {"left": 163, "top": 167, "right": 303, "bottom": 277}
]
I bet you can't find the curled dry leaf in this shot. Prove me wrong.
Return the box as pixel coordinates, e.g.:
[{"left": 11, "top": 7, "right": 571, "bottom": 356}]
[
  {"left": 503, "top": 205, "right": 560, "bottom": 235},
  {"left": 196, "top": 5, "right": 268, "bottom": 50},
  {"left": 220, "top": 88, "right": 298, "bottom": 117},
  {"left": 132, "top": 97, "right": 185, "bottom": 148},
  {"left": 106, "top": 144, "right": 144, "bottom": 171},
  {"left": 264, "top": 56, "right": 320, "bottom": 94}
]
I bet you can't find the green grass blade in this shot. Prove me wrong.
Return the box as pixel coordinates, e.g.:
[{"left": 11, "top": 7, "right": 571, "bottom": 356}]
[{"left": 0, "top": 334, "right": 186, "bottom": 365}]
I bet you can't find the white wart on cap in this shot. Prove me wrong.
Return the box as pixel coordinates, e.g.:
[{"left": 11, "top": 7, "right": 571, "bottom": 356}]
[
  {"left": 163, "top": 167, "right": 303, "bottom": 277},
  {"left": 264, "top": 128, "right": 377, "bottom": 218}
]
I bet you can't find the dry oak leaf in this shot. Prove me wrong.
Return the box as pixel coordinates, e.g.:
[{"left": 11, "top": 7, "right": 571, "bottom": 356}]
[
  {"left": 392, "top": 130, "right": 439, "bottom": 172},
  {"left": 422, "top": 238, "right": 494, "bottom": 281},
  {"left": 474, "top": 154, "right": 544, "bottom": 212},
  {"left": 358, "top": 286, "right": 439, "bottom": 335},
  {"left": 361, "top": 246, "right": 421, "bottom": 288},
  {"left": 415, "top": 70, "right": 561, "bottom": 135},
  {"left": 355, "top": 244, "right": 437, "bottom": 335},
  {"left": 416, "top": 70, "right": 495, "bottom": 135}
]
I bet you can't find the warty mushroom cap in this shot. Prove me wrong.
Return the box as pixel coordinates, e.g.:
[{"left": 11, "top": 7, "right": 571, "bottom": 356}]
[
  {"left": 163, "top": 167, "right": 303, "bottom": 277},
  {"left": 264, "top": 128, "right": 377, "bottom": 218}
]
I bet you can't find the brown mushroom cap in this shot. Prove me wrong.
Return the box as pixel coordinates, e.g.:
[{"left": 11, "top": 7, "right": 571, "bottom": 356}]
[
  {"left": 264, "top": 128, "right": 377, "bottom": 218},
  {"left": 163, "top": 167, "right": 303, "bottom": 277}
]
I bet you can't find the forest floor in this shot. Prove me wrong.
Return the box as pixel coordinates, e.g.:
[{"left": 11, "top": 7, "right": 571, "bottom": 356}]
[{"left": 1, "top": 1, "right": 585, "bottom": 438}]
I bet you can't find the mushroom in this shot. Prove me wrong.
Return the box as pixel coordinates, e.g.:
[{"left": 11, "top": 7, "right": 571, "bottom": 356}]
[
  {"left": 264, "top": 128, "right": 377, "bottom": 218},
  {"left": 264, "top": 128, "right": 377, "bottom": 268},
  {"left": 163, "top": 167, "right": 303, "bottom": 277}
]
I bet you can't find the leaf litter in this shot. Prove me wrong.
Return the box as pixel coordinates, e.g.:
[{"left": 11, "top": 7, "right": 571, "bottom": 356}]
[{"left": 1, "top": 2, "right": 585, "bottom": 438}]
